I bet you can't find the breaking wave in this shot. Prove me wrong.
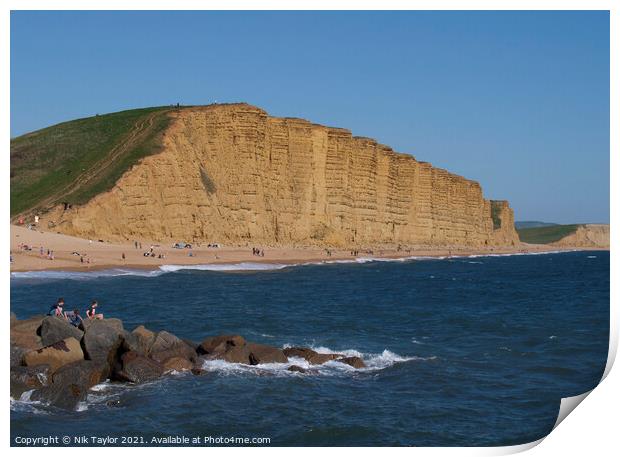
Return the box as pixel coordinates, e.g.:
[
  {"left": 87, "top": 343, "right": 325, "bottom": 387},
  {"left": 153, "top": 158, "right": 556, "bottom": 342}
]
[
  {"left": 159, "top": 262, "right": 290, "bottom": 273},
  {"left": 200, "top": 346, "right": 432, "bottom": 377},
  {"left": 10, "top": 249, "right": 579, "bottom": 283}
]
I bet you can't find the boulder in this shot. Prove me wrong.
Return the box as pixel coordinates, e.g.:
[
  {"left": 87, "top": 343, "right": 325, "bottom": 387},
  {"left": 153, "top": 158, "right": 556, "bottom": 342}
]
[
  {"left": 198, "top": 335, "right": 246, "bottom": 355},
  {"left": 80, "top": 317, "right": 124, "bottom": 333},
  {"left": 246, "top": 343, "right": 288, "bottom": 365},
  {"left": 163, "top": 357, "right": 193, "bottom": 372},
  {"left": 40, "top": 316, "right": 83, "bottom": 347},
  {"left": 11, "top": 343, "right": 27, "bottom": 367},
  {"left": 287, "top": 365, "right": 307, "bottom": 374},
  {"left": 115, "top": 351, "right": 164, "bottom": 384},
  {"left": 310, "top": 353, "right": 342, "bottom": 365},
  {"left": 219, "top": 345, "right": 252, "bottom": 364},
  {"left": 129, "top": 325, "right": 156, "bottom": 354},
  {"left": 191, "top": 359, "right": 206, "bottom": 375},
  {"left": 10, "top": 315, "right": 45, "bottom": 350},
  {"left": 31, "top": 360, "right": 106, "bottom": 410},
  {"left": 24, "top": 337, "right": 84, "bottom": 373},
  {"left": 82, "top": 320, "right": 124, "bottom": 368},
  {"left": 149, "top": 331, "right": 196, "bottom": 364},
  {"left": 10, "top": 365, "right": 50, "bottom": 399},
  {"left": 283, "top": 347, "right": 341, "bottom": 365},
  {"left": 336, "top": 356, "right": 366, "bottom": 369}
]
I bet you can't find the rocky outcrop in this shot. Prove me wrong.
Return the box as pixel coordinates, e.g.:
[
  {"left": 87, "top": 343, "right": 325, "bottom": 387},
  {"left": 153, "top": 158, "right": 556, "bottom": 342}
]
[
  {"left": 11, "top": 314, "right": 369, "bottom": 410},
  {"left": 23, "top": 337, "right": 84, "bottom": 373},
  {"left": 552, "top": 224, "right": 610, "bottom": 249},
  {"left": 10, "top": 365, "right": 50, "bottom": 399},
  {"left": 114, "top": 351, "right": 164, "bottom": 383},
  {"left": 31, "top": 360, "right": 106, "bottom": 410},
  {"left": 40, "top": 316, "right": 83, "bottom": 347},
  {"left": 283, "top": 347, "right": 342, "bottom": 365},
  {"left": 42, "top": 104, "right": 518, "bottom": 248},
  {"left": 10, "top": 315, "right": 45, "bottom": 350}
]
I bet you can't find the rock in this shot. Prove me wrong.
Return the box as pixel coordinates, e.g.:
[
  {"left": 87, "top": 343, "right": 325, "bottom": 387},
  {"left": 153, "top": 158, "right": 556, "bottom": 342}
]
[
  {"left": 199, "top": 338, "right": 287, "bottom": 365},
  {"left": 163, "top": 357, "right": 193, "bottom": 372},
  {"left": 336, "top": 356, "right": 366, "bottom": 369},
  {"left": 218, "top": 344, "right": 252, "bottom": 364},
  {"left": 287, "top": 365, "right": 307, "bottom": 373},
  {"left": 191, "top": 358, "right": 207, "bottom": 375},
  {"left": 309, "top": 353, "right": 342, "bottom": 365},
  {"left": 115, "top": 351, "right": 164, "bottom": 384},
  {"left": 10, "top": 365, "right": 50, "bottom": 399},
  {"left": 40, "top": 316, "right": 83, "bottom": 347},
  {"left": 82, "top": 320, "right": 124, "bottom": 368},
  {"left": 10, "top": 312, "right": 17, "bottom": 325},
  {"left": 127, "top": 325, "right": 156, "bottom": 354},
  {"left": 182, "top": 338, "right": 200, "bottom": 351},
  {"left": 198, "top": 335, "right": 246, "bottom": 355},
  {"left": 10, "top": 315, "right": 45, "bottom": 350},
  {"left": 149, "top": 331, "right": 197, "bottom": 364},
  {"left": 283, "top": 347, "right": 341, "bottom": 365},
  {"left": 31, "top": 360, "right": 106, "bottom": 410},
  {"left": 11, "top": 344, "right": 27, "bottom": 367},
  {"left": 80, "top": 317, "right": 124, "bottom": 333},
  {"left": 246, "top": 343, "right": 288, "bottom": 365},
  {"left": 24, "top": 337, "right": 84, "bottom": 373}
]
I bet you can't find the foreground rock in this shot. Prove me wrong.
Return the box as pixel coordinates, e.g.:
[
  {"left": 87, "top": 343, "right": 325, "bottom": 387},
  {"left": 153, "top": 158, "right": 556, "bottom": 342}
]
[
  {"left": 10, "top": 315, "right": 45, "bottom": 350},
  {"left": 149, "top": 331, "right": 196, "bottom": 364},
  {"left": 82, "top": 319, "right": 124, "bottom": 372},
  {"left": 283, "top": 347, "right": 342, "bottom": 365},
  {"left": 10, "top": 365, "right": 50, "bottom": 399},
  {"left": 40, "top": 316, "right": 83, "bottom": 347},
  {"left": 24, "top": 337, "right": 84, "bottom": 373},
  {"left": 31, "top": 360, "right": 107, "bottom": 410},
  {"left": 163, "top": 357, "right": 194, "bottom": 372},
  {"left": 198, "top": 335, "right": 287, "bottom": 365},
  {"left": 115, "top": 351, "right": 164, "bottom": 383},
  {"left": 336, "top": 356, "right": 366, "bottom": 369},
  {"left": 10, "top": 314, "right": 368, "bottom": 410}
]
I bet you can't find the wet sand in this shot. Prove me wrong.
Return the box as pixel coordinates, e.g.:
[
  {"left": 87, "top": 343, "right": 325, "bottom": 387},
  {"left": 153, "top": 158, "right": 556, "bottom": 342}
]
[{"left": 9, "top": 225, "right": 600, "bottom": 273}]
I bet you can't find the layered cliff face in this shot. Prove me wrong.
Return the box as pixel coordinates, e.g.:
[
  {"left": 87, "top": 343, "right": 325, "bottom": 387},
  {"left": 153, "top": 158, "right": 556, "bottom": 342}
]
[{"left": 44, "top": 104, "right": 518, "bottom": 247}]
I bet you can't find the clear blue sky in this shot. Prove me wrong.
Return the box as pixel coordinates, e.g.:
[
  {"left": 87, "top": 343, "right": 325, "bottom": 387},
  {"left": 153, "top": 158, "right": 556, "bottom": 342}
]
[{"left": 10, "top": 11, "right": 609, "bottom": 224}]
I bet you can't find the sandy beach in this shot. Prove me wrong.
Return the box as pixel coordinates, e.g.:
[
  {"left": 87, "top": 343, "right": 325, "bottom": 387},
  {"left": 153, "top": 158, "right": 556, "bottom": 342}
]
[{"left": 9, "top": 224, "right": 598, "bottom": 273}]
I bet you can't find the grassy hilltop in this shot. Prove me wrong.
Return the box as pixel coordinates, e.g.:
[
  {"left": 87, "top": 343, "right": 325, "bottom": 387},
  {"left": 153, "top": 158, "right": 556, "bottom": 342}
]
[
  {"left": 516, "top": 224, "right": 580, "bottom": 244},
  {"left": 10, "top": 107, "right": 173, "bottom": 217}
]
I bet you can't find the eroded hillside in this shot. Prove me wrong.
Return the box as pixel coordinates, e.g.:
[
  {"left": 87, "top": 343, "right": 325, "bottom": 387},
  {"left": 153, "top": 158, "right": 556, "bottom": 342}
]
[{"left": 20, "top": 104, "right": 519, "bottom": 247}]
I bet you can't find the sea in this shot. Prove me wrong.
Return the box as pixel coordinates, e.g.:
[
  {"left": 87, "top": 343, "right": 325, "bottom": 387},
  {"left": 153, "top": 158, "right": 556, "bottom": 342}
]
[{"left": 10, "top": 250, "right": 609, "bottom": 447}]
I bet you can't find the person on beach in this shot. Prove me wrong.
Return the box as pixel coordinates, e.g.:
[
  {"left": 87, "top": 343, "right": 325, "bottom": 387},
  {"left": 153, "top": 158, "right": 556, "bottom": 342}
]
[
  {"left": 86, "top": 300, "right": 104, "bottom": 320},
  {"left": 65, "top": 309, "right": 83, "bottom": 327},
  {"left": 48, "top": 298, "right": 65, "bottom": 316}
]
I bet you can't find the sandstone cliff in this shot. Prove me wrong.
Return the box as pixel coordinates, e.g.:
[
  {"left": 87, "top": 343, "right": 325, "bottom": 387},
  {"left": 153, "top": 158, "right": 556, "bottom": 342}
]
[
  {"left": 42, "top": 104, "right": 518, "bottom": 248},
  {"left": 551, "top": 224, "right": 610, "bottom": 249}
]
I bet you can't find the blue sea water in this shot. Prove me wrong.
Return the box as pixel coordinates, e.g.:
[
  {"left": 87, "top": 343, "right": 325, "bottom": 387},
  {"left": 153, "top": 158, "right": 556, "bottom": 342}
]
[{"left": 10, "top": 251, "right": 609, "bottom": 446}]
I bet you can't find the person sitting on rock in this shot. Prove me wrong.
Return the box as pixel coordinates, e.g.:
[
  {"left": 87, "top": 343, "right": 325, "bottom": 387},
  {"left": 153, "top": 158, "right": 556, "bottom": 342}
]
[
  {"left": 64, "top": 309, "right": 83, "bottom": 327},
  {"left": 48, "top": 298, "right": 65, "bottom": 316},
  {"left": 86, "top": 300, "right": 104, "bottom": 320}
]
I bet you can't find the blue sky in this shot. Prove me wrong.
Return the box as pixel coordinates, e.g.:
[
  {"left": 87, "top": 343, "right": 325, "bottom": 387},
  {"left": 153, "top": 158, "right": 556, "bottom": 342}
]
[{"left": 10, "top": 11, "right": 609, "bottom": 224}]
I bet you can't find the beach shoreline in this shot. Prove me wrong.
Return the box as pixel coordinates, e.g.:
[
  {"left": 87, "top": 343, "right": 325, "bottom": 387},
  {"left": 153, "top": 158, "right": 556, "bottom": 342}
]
[{"left": 9, "top": 225, "right": 608, "bottom": 273}]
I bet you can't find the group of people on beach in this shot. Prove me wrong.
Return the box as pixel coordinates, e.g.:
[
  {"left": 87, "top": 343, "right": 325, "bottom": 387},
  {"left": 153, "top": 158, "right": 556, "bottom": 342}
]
[
  {"left": 252, "top": 247, "right": 265, "bottom": 257},
  {"left": 48, "top": 297, "right": 104, "bottom": 327}
]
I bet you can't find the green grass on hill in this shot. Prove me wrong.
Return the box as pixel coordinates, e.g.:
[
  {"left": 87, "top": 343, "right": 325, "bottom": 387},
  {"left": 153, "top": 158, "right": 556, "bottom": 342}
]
[
  {"left": 10, "top": 106, "right": 173, "bottom": 217},
  {"left": 517, "top": 224, "right": 581, "bottom": 244}
]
